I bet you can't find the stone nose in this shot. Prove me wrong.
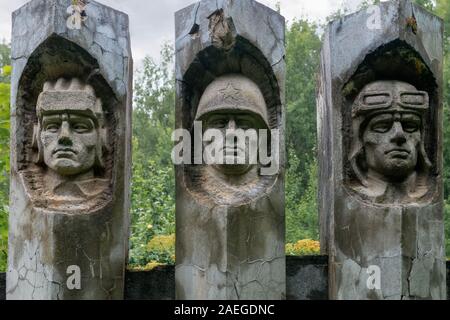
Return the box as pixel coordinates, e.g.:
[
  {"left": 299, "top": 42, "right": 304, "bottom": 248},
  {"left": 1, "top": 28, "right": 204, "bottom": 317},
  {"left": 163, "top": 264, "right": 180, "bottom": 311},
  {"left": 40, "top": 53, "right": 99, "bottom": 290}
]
[
  {"left": 390, "top": 121, "right": 407, "bottom": 145},
  {"left": 226, "top": 118, "right": 237, "bottom": 130},
  {"left": 58, "top": 121, "right": 73, "bottom": 146}
]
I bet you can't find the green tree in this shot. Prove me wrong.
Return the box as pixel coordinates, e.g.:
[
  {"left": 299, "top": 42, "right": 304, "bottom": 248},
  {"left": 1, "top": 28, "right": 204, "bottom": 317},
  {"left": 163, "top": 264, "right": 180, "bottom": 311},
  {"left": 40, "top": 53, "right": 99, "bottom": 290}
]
[
  {"left": 129, "top": 43, "right": 176, "bottom": 267},
  {"left": 286, "top": 149, "right": 318, "bottom": 242},
  {"left": 284, "top": 19, "right": 322, "bottom": 243}
]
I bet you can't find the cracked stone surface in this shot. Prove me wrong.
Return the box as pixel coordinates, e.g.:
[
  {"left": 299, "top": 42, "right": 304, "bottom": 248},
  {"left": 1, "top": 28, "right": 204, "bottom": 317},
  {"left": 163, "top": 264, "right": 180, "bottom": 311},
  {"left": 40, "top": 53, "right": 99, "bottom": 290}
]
[
  {"left": 3, "top": 258, "right": 450, "bottom": 300},
  {"left": 317, "top": 0, "right": 446, "bottom": 300},
  {"left": 7, "top": 0, "right": 132, "bottom": 300},
  {"left": 175, "top": 0, "right": 285, "bottom": 300}
]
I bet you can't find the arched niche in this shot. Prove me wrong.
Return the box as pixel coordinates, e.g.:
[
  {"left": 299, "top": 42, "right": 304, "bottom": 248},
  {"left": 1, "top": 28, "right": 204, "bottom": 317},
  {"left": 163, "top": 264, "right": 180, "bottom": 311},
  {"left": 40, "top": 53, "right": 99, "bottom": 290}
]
[
  {"left": 180, "top": 36, "right": 282, "bottom": 205},
  {"left": 341, "top": 40, "right": 438, "bottom": 204},
  {"left": 16, "top": 35, "right": 118, "bottom": 213}
]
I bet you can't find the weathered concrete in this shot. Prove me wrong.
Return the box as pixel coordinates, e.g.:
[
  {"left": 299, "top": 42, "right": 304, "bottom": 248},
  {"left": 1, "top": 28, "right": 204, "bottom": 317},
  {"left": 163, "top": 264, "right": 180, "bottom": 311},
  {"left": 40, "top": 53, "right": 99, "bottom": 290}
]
[
  {"left": 7, "top": 0, "right": 132, "bottom": 300},
  {"left": 175, "top": 0, "right": 285, "bottom": 300},
  {"left": 317, "top": 0, "right": 446, "bottom": 299},
  {"left": 3, "top": 258, "right": 450, "bottom": 300}
]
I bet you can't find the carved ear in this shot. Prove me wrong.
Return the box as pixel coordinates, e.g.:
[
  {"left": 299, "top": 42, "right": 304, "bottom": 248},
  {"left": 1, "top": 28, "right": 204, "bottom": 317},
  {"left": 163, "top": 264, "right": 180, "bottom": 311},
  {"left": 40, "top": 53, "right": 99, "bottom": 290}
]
[
  {"left": 32, "top": 124, "right": 38, "bottom": 150},
  {"left": 32, "top": 123, "right": 44, "bottom": 164},
  {"left": 350, "top": 144, "right": 369, "bottom": 188},
  {"left": 419, "top": 141, "right": 432, "bottom": 171}
]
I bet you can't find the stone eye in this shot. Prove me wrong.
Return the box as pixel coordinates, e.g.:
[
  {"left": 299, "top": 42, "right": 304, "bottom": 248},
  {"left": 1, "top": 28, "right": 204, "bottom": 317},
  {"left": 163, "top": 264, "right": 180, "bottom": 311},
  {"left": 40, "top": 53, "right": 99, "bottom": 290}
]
[
  {"left": 371, "top": 121, "right": 392, "bottom": 133},
  {"left": 72, "top": 122, "right": 91, "bottom": 133},
  {"left": 402, "top": 121, "right": 419, "bottom": 133},
  {"left": 208, "top": 119, "right": 227, "bottom": 129},
  {"left": 45, "top": 123, "right": 60, "bottom": 133},
  {"left": 237, "top": 120, "right": 252, "bottom": 130}
]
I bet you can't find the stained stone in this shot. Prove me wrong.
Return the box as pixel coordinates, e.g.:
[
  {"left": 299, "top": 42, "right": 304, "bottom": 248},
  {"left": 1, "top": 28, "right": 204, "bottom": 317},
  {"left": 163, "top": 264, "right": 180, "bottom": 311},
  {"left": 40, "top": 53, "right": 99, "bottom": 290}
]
[
  {"left": 174, "top": 0, "right": 286, "bottom": 300},
  {"left": 317, "top": 0, "right": 446, "bottom": 300},
  {"left": 7, "top": 0, "right": 132, "bottom": 300}
]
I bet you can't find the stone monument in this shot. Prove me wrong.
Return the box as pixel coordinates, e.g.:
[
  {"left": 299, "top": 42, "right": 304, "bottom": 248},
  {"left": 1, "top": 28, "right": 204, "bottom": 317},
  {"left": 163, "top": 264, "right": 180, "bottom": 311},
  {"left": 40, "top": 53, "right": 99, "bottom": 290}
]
[
  {"left": 7, "top": 0, "right": 132, "bottom": 299},
  {"left": 317, "top": 0, "right": 446, "bottom": 299},
  {"left": 174, "top": 0, "right": 286, "bottom": 299}
]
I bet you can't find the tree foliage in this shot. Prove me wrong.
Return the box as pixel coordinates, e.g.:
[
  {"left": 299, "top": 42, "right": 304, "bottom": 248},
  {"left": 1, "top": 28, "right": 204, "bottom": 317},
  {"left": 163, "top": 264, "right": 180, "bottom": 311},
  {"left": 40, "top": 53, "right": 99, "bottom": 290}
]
[{"left": 128, "top": 43, "right": 176, "bottom": 267}]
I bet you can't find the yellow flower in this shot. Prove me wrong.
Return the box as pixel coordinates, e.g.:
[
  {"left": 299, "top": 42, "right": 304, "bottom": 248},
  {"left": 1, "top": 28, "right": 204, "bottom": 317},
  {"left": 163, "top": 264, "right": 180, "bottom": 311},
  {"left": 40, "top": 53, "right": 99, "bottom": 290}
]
[
  {"left": 285, "top": 239, "right": 320, "bottom": 256},
  {"left": 144, "top": 261, "right": 164, "bottom": 270}
]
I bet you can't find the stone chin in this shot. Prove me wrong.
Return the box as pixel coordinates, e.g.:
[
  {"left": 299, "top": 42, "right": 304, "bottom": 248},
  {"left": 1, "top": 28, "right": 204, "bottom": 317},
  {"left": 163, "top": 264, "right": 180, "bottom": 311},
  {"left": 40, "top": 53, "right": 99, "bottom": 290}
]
[
  {"left": 378, "top": 158, "right": 416, "bottom": 181},
  {"left": 48, "top": 158, "right": 93, "bottom": 176}
]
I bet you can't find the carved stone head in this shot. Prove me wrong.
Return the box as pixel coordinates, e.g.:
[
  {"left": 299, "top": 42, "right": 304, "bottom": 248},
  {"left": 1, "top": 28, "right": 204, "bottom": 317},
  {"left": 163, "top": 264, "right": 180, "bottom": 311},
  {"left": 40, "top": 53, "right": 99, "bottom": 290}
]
[
  {"left": 349, "top": 80, "right": 431, "bottom": 202},
  {"left": 33, "top": 78, "right": 107, "bottom": 178},
  {"left": 196, "top": 74, "right": 269, "bottom": 176}
]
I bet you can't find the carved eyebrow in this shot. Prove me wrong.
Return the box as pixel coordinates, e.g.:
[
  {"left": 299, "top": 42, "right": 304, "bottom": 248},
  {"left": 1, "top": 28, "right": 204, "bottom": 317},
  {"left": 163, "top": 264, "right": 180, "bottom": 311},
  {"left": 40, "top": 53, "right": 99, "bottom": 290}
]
[
  {"left": 67, "top": 115, "right": 95, "bottom": 122},
  {"left": 235, "top": 114, "right": 256, "bottom": 119},
  {"left": 369, "top": 114, "right": 394, "bottom": 122},
  {"left": 401, "top": 114, "right": 421, "bottom": 121},
  {"left": 206, "top": 114, "right": 229, "bottom": 119},
  {"left": 41, "top": 115, "right": 62, "bottom": 123}
]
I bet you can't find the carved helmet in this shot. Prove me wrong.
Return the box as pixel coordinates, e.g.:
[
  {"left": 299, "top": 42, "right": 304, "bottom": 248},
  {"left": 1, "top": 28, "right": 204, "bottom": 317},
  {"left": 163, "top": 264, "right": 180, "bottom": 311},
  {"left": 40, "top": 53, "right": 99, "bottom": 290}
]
[
  {"left": 195, "top": 74, "right": 270, "bottom": 129},
  {"left": 33, "top": 78, "right": 107, "bottom": 170},
  {"left": 349, "top": 80, "right": 432, "bottom": 186}
]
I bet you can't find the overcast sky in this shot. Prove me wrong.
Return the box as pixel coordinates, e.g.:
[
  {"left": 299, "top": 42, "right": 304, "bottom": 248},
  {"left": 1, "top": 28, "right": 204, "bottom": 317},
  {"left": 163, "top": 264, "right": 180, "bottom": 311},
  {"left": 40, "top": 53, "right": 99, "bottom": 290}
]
[{"left": 0, "top": 0, "right": 368, "bottom": 65}]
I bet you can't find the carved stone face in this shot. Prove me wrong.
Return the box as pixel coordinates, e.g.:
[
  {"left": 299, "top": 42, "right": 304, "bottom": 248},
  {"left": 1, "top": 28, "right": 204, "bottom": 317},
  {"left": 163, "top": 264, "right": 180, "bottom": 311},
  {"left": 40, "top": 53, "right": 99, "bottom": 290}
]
[
  {"left": 196, "top": 74, "right": 269, "bottom": 177},
  {"left": 41, "top": 112, "right": 98, "bottom": 176},
  {"left": 351, "top": 80, "right": 430, "bottom": 186},
  {"left": 363, "top": 112, "right": 421, "bottom": 181},
  {"left": 202, "top": 111, "right": 264, "bottom": 175},
  {"left": 35, "top": 78, "right": 106, "bottom": 178}
]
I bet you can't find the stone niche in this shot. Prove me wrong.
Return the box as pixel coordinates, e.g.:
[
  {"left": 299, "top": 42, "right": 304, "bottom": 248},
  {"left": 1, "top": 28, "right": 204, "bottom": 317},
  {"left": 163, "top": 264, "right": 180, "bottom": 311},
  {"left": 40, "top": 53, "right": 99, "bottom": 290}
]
[
  {"left": 317, "top": 0, "right": 446, "bottom": 299},
  {"left": 175, "top": 0, "right": 286, "bottom": 299},
  {"left": 7, "top": 0, "right": 132, "bottom": 300}
]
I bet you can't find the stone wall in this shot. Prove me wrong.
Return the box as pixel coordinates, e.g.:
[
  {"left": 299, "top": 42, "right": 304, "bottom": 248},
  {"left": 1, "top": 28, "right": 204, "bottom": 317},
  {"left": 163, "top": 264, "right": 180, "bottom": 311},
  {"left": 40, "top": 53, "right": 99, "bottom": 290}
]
[{"left": 2, "top": 256, "right": 447, "bottom": 300}]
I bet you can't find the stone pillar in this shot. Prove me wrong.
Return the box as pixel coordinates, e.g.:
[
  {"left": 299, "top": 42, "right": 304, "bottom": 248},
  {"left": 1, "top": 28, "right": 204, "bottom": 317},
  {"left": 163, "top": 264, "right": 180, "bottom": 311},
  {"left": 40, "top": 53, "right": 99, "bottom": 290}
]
[
  {"left": 175, "top": 0, "right": 285, "bottom": 300},
  {"left": 7, "top": 0, "right": 132, "bottom": 300},
  {"left": 318, "top": 0, "right": 446, "bottom": 300}
]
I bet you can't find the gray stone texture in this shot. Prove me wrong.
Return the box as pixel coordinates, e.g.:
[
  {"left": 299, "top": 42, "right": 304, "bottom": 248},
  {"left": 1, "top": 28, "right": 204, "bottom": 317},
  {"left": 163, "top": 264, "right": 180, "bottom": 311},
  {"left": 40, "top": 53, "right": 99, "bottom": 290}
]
[
  {"left": 3, "top": 258, "right": 450, "bottom": 300},
  {"left": 7, "top": 0, "right": 132, "bottom": 300},
  {"left": 175, "top": 0, "right": 286, "bottom": 300},
  {"left": 317, "top": 0, "right": 446, "bottom": 300}
]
